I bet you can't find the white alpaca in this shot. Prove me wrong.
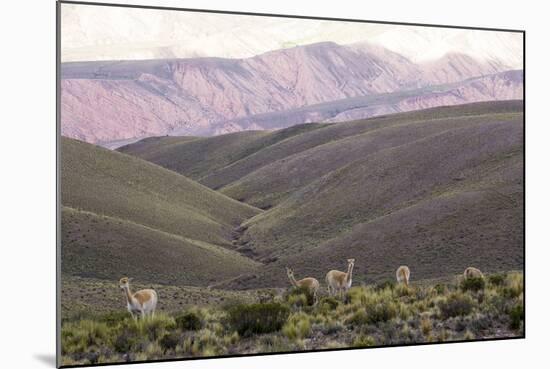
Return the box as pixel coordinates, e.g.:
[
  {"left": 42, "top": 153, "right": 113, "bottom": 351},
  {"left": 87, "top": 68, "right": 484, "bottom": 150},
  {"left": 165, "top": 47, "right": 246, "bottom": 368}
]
[
  {"left": 396, "top": 265, "right": 411, "bottom": 286},
  {"left": 325, "top": 258, "right": 355, "bottom": 299},
  {"left": 119, "top": 277, "right": 158, "bottom": 320},
  {"left": 286, "top": 267, "right": 320, "bottom": 303},
  {"left": 463, "top": 267, "right": 484, "bottom": 279}
]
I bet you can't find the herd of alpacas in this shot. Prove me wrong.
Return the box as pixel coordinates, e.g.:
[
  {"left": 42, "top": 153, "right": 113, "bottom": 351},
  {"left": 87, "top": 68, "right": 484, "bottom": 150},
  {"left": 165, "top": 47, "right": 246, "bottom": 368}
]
[{"left": 118, "top": 262, "right": 485, "bottom": 320}]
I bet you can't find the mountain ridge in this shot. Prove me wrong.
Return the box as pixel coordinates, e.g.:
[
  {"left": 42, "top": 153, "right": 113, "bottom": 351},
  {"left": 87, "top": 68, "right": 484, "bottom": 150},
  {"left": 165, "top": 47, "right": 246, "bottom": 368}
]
[{"left": 61, "top": 42, "right": 522, "bottom": 145}]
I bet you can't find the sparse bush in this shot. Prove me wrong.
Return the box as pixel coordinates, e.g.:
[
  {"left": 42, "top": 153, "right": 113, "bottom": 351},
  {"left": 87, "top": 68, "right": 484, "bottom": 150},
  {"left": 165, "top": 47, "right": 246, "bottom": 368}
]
[
  {"left": 366, "top": 301, "right": 399, "bottom": 324},
  {"left": 488, "top": 273, "right": 507, "bottom": 287},
  {"left": 509, "top": 304, "right": 524, "bottom": 330},
  {"left": 433, "top": 283, "right": 447, "bottom": 295},
  {"left": 175, "top": 311, "right": 202, "bottom": 331},
  {"left": 97, "top": 311, "right": 132, "bottom": 326},
  {"left": 433, "top": 283, "right": 446, "bottom": 295},
  {"left": 285, "top": 286, "right": 315, "bottom": 307},
  {"left": 503, "top": 273, "right": 523, "bottom": 298},
  {"left": 283, "top": 312, "right": 312, "bottom": 340},
  {"left": 226, "top": 303, "right": 290, "bottom": 337},
  {"left": 113, "top": 327, "right": 140, "bottom": 354},
  {"left": 439, "top": 293, "right": 474, "bottom": 319},
  {"left": 345, "top": 310, "right": 369, "bottom": 326},
  {"left": 352, "top": 334, "right": 376, "bottom": 347},
  {"left": 319, "top": 320, "right": 345, "bottom": 335},
  {"left": 374, "top": 280, "right": 395, "bottom": 292},
  {"left": 460, "top": 277, "right": 485, "bottom": 292},
  {"left": 318, "top": 296, "right": 340, "bottom": 313},
  {"left": 61, "top": 320, "right": 112, "bottom": 355},
  {"left": 420, "top": 316, "right": 432, "bottom": 336},
  {"left": 258, "top": 335, "right": 294, "bottom": 353},
  {"left": 463, "top": 330, "right": 475, "bottom": 340},
  {"left": 159, "top": 332, "right": 180, "bottom": 352},
  {"left": 137, "top": 314, "right": 176, "bottom": 341}
]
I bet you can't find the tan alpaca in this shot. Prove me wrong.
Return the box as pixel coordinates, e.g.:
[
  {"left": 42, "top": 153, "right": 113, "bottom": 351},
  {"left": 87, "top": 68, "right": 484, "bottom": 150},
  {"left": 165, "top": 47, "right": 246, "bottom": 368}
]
[
  {"left": 463, "top": 267, "right": 484, "bottom": 279},
  {"left": 286, "top": 267, "right": 320, "bottom": 302},
  {"left": 325, "top": 258, "right": 355, "bottom": 299},
  {"left": 119, "top": 277, "right": 158, "bottom": 319},
  {"left": 396, "top": 265, "right": 411, "bottom": 286}
]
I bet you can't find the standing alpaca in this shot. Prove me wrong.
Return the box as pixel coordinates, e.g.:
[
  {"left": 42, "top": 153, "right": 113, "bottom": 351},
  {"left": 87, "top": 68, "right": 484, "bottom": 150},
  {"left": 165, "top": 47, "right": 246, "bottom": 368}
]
[
  {"left": 119, "top": 277, "right": 158, "bottom": 320},
  {"left": 325, "top": 258, "right": 355, "bottom": 299},
  {"left": 286, "top": 267, "right": 320, "bottom": 303},
  {"left": 463, "top": 267, "right": 484, "bottom": 279},
  {"left": 396, "top": 265, "right": 411, "bottom": 286}
]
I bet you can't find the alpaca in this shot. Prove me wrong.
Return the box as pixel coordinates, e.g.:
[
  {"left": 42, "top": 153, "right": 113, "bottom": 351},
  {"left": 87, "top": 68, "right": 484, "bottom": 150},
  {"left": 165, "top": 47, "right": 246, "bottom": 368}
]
[
  {"left": 396, "top": 265, "right": 411, "bottom": 286},
  {"left": 463, "top": 267, "right": 484, "bottom": 279},
  {"left": 325, "top": 258, "right": 355, "bottom": 299},
  {"left": 286, "top": 267, "right": 320, "bottom": 303},
  {"left": 119, "top": 277, "right": 158, "bottom": 319}
]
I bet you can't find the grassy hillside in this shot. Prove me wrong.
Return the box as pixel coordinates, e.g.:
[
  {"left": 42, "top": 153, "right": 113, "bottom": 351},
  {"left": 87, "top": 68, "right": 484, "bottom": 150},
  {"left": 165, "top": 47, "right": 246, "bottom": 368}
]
[
  {"left": 226, "top": 115, "right": 523, "bottom": 287},
  {"left": 113, "top": 101, "right": 523, "bottom": 289},
  {"left": 121, "top": 101, "right": 522, "bottom": 196},
  {"left": 61, "top": 137, "right": 260, "bottom": 247},
  {"left": 118, "top": 123, "right": 325, "bottom": 184},
  {"left": 222, "top": 110, "right": 522, "bottom": 209},
  {"left": 62, "top": 207, "right": 259, "bottom": 286}
]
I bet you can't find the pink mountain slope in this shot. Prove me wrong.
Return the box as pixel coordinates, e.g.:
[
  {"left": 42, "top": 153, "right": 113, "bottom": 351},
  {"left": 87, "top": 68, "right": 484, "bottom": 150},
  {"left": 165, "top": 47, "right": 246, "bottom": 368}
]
[{"left": 61, "top": 42, "right": 522, "bottom": 144}]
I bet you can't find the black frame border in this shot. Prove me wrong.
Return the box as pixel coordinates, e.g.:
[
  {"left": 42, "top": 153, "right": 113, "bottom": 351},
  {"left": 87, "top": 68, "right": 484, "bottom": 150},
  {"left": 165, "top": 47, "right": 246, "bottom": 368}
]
[{"left": 55, "top": 1, "right": 526, "bottom": 368}]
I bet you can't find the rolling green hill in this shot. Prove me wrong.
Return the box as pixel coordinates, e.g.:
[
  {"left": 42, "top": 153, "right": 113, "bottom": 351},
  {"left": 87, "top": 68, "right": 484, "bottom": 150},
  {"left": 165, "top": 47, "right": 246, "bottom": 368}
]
[
  {"left": 63, "top": 101, "right": 523, "bottom": 291},
  {"left": 61, "top": 137, "right": 262, "bottom": 285},
  {"left": 62, "top": 207, "right": 259, "bottom": 286},
  {"left": 118, "top": 123, "right": 325, "bottom": 185},
  {"left": 224, "top": 110, "right": 523, "bottom": 287},
  {"left": 62, "top": 137, "right": 260, "bottom": 247}
]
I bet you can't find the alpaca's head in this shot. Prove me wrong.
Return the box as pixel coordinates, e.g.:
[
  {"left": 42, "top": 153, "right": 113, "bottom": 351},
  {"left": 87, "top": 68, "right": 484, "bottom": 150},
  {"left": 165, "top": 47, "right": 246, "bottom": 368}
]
[
  {"left": 285, "top": 267, "right": 294, "bottom": 279},
  {"left": 347, "top": 258, "right": 355, "bottom": 267},
  {"left": 119, "top": 277, "right": 132, "bottom": 290}
]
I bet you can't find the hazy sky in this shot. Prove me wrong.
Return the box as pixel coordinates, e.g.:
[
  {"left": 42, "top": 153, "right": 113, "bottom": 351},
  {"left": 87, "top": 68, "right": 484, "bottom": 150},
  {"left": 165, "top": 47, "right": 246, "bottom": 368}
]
[{"left": 61, "top": 3, "right": 523, "bottom": 68}]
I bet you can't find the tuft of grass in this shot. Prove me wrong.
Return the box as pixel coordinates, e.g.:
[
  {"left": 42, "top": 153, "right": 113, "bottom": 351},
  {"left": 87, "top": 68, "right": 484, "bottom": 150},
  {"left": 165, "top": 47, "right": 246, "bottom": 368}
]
[
  {"left": 460, "top": 277, "right": 485, "bottom": 292},
  {"left": 374, "top": 280, "right": 395, "bottom": 292},
  {"left": 508, "top": 304, "right": 524, "bottom": 330},
  {"left": 225, "top": 303, "right": 290, "bottom": 337},
  {"left": 283, "top": 312, "right": 312, "bottom": 340},
  {"left": 175, "top": 311, "right": 202, "bottom": 331},
  {"left": 159, "top": 332, "right": 180, "bottom": 352},
  {"left": 352, "top": 334, "right": 376, "bottom": 347},
  {"left": 503, "top": 273, "right": 523, "bottom": 298},
  {"left": 488, "top": 273, "right": 507, "bottom": 287},
  {"left": 439, "top": 293, "right": 475, "bottom": 319},
  {"left": 285, "top": 286, "right": 315, "bottom": 307},
  {"left": 420, "top": 316, "right": 432, "bottom": 337},
  {"left": 61, "top": 320, "right": 112, "bottom": 355}
]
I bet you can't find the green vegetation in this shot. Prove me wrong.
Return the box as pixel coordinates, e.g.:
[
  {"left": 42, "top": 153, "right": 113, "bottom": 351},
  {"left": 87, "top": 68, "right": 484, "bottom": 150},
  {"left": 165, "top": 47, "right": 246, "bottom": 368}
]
[
  {"left": 460, "top": 277, "right": 486, "bottom": 292},
  {"left": 225, "top": 303, "right": 290, "bottom": 337},
  {"left": 175, "top": 311, "right": 202, "bottom": 331},
  {"left": 61, "top": 272, "right": 523, "bottom": 366}
]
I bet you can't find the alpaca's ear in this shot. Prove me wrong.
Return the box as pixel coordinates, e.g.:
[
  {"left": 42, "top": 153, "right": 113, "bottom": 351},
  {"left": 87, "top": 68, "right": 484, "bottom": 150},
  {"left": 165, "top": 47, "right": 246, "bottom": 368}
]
[{"left": 128, "top": 277, "right": 134, "bottom": 282}]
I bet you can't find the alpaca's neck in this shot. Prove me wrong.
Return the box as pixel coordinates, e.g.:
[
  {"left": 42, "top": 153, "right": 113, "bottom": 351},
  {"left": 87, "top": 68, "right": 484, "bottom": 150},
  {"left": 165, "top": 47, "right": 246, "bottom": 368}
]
[
  {"left": 289, "top": 275, "right": 298, "bottom": 287},
  {"left": 123, "top": 286, "right": 134, "bottom": 305},
  {"left": 346, "top": 264, "right": 354, "bottom": 282}
]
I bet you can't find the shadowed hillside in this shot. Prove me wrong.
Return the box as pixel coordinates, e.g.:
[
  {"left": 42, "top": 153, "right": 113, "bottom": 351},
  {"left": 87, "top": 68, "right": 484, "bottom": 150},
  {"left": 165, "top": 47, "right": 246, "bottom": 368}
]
[
  {"left": 62, "top": 137, "right": 260, "bottom": 246},
  {"left": 118, "top": 123, "right": 325, "bottom": 182},
  {"left": 120, "top": 101, "right": 523, "bottom": 289},
  {"left": 61, "top": 137, "right": 262, "bottom": 285},
  {"left": 61, "top": 207, "right": 259, "bottom": 286}
]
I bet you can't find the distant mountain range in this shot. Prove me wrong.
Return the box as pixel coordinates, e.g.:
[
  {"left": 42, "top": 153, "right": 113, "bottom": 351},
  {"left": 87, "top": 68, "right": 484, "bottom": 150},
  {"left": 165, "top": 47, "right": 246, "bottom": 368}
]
[{"left": 61, "top": 41, "right": 523, "bottom": 145}]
